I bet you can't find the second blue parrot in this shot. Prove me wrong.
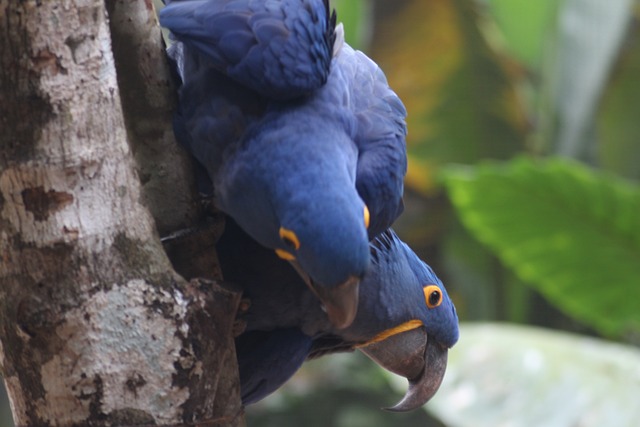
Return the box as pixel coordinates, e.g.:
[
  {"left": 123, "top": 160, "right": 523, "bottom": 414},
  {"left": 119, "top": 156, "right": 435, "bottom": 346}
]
[{"left": 217, "top": 218, "right": 459, "bottom": 410}]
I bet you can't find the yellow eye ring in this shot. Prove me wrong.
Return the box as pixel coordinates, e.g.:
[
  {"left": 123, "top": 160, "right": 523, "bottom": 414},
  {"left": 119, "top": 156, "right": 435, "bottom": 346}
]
[
  {"left": 279, "top": 227, "right": 300, "bottom": 250},
  {"left": 364, "top": 205, "right": 370, "bottom": 229},
  {"left": 424, "top": 285, "right": 443, "bottom": 309}
]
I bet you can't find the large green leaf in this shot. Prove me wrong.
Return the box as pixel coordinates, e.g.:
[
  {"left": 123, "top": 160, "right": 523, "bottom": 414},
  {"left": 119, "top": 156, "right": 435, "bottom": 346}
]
[
  {"left": 388, "top": 323, "right": 640, "bottom": 427},
  {"left": 370, "top": 0, "right": 527, "bottom": 195},
  {"left": 442, "top": 157, "right": 640, "bottom": 336},
  {"left": 442, "top": 218, "right": 534, "bottom": 322}
]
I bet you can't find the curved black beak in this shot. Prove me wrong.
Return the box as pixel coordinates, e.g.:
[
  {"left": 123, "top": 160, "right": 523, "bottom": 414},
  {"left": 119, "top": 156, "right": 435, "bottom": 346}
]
[
  {"left": 359, "top": 327, "right": 448, "bottom": 412},
  {"left": 288, "top": 261, "right": 360, "bottom": 329}
]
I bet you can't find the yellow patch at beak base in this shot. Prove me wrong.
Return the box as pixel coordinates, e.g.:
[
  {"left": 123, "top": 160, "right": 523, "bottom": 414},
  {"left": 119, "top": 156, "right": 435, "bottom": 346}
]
[{"left": 356, "top": 319, "right": 423, "bottom": 347}]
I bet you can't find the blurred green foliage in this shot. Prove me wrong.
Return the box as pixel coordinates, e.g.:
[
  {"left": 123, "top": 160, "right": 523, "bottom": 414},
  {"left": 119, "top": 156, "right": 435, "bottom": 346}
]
[
  {"left": 363, "top": 0, "right": 640, "bottom": 336},
  {"left": 443, "top": 157, "right": 640, "bottom": 337},
  {"left": 482, "top": 0, "right": 559, "bottom": 69},
  {"left": 371, "top": 0, "right": 528, "bottom": 195},
  {"left": 598, "top": 12, "right": 640, "bottom": 181},
  {"left": 330, "top": 0, "right": 373, "bottom": 49},
  {"left": 248, "top": 353, "right": 445, "bottom": 427}
]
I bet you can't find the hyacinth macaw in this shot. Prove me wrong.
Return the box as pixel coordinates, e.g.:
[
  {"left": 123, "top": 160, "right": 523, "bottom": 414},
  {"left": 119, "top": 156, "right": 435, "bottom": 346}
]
[
  {"left": 160, "top": 0, "right": 408, "bottom": 329},
  {"left": 218, "top": 217, "right": 459, "bottom": 411}
]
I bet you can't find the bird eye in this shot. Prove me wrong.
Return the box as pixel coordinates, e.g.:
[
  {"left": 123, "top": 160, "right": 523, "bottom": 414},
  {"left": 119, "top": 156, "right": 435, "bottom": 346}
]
[
  {"left": 364, "top": 205, "right": 370, "bottom": 229},
  {"left": 279, "top": 227, "right": 300, "bottom": 250},
  {"left": 423, "top": 285, "right": 443, "bottom": 309}
]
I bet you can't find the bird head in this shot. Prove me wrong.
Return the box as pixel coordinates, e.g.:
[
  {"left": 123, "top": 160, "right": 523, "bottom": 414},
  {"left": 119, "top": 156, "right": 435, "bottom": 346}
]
[
  {"left": 219, "top": 220, "right": 458, "bottom": 408},
  {"left": 341, "top": 230, "right": 459, "bottom": 411},
  {"left": 223, "top": 115, "right": 371, "bottom": 329},
  {"left": 273, "top": 191, "right": 371, "bottom": 330}
]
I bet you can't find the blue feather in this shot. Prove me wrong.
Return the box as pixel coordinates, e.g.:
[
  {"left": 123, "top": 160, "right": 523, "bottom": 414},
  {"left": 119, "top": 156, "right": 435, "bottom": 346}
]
[
  {"left": 160, "top": 0, "right": 334, "bottom": 99},
  {"left": 236, "top": 328, "right": 312, "bottom": 404}
]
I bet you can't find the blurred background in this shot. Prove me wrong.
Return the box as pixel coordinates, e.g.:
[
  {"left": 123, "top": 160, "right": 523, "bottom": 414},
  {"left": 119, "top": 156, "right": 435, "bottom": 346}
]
[{"left": 2, "top": 0, "right": 639, "bottom": 426}]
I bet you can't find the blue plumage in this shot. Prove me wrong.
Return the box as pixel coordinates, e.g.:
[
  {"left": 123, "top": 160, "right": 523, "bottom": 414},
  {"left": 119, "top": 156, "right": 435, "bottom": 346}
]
[
  {"left": 339, "top": 231, "right": 459, "bottom": 348},
  {"left": 236, "top": 328, "right": 312, "bottom": 405},
  {"left": 160, "top": 0, "right": 408, "bottom": 329},
  {"left": 160, "top": 0, "right": 335, "bottom": 99},
  {"left": 218, "top": 218, "right": 459, "bottom": 408}
]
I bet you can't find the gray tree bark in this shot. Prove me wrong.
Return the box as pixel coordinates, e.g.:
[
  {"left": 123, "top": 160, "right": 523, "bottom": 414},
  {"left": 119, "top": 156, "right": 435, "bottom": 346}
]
[
  {"left": 0, "top": 1, "right": 244, "bottom": 425},
  {"left": 105, "top": 0, "right": 201, "bottom": 237}
]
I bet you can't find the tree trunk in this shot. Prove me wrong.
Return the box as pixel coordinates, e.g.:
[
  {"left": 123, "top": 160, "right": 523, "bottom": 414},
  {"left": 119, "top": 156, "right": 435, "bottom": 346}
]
[
  {"left": 105, "top": 0, "right": 201, "bottom": 237},
  {"left": 0, "top": 1, "right": 244, "bottom": 425}
]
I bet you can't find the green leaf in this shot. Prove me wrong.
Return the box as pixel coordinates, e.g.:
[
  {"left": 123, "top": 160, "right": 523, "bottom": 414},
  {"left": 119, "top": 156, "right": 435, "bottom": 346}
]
[
  {"left": 395, "top": 323, "right": 640, "bottom": 427},
  {"left": 370, "top": 0, "right": 527, "bottom": 195},
  {"left": 442, "top": 218, "right": 534, "bottom": 322},
  {"left": 442, "top": 157, "right": 640, "bottom": 336}
]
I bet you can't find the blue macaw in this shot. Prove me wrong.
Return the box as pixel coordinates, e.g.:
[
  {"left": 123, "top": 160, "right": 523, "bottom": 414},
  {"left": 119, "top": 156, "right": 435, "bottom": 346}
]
[
  {"left": 218, "top": 217, "right": 459, "bottom": 410},
  {"left": 160, "top": 0, "right": 408, "bottom": 329}
]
